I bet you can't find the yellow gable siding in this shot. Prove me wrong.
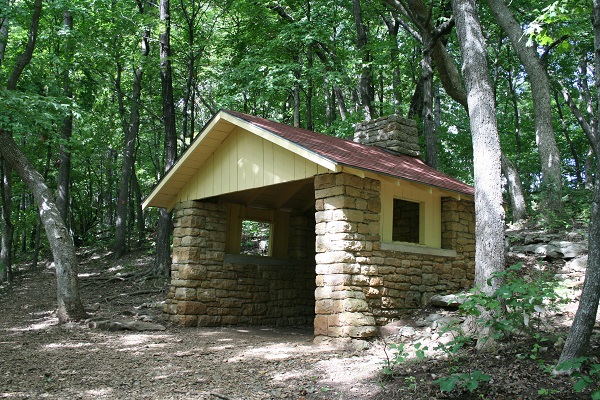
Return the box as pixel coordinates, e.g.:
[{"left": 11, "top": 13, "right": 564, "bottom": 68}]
[{"left": 173, "top": 127, "right": 331, "bottom": 205}]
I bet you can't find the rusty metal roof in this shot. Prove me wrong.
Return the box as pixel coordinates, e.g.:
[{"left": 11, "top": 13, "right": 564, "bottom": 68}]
[{"left": 223, "top": 109, "right": 474, "bottom": 197}]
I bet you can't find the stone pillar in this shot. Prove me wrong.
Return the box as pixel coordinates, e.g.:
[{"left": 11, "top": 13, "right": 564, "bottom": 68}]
[
  {"left": 163, "top": 200, "right": 227, "bottom": 326},
  {"left": 314, "top": 173, "right": 379, "bottom": 343}
]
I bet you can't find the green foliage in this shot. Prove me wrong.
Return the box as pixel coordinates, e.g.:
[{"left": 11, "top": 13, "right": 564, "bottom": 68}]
[
  {"left": 530, "top": 185, "right": 592, "bottom": 231},
  {"left": 555, "top": 357, "right": 600, "bottom": 399},
  {"left": 460, "top": 263, "right": 566, "bottom": 338},
  {"left": 380, "top": 342, "right": 409, "bottom": 376},
  {"left": 435, "top": 370, "right": 491, "bottom": 393}
]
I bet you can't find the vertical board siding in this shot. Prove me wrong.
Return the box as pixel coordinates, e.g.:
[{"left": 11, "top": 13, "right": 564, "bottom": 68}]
[{"left": 174, "top": 127, "right": 332, "bottom": 204}]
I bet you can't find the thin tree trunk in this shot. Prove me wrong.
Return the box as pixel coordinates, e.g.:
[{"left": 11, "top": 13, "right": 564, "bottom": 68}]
[
  {"left": 324, "top": 80, "right": 332, "bottom": 128},
  {"left": 293, "top": 53, "right": 301, "bottom": 128},
  {"left": 0, "top": 132, "right": 86, "bottom": 322},
  {"left": 56, "top": 10, "right": 74, "bottom": 223},
  {"left": 0, "top": 160, "right": 13, "bottom": 282},
  {"left": 155, "top": 0, "right": 177, "bottom": 275},
  {"left": 507, "top": 67, "right": 523, "bottom": 160},
  {"left": 554, "top": 89, "right": 583, "bottom": 185},
  {"left": 0, "top": 0, "right": 7, "bottom": 68},
  {"left": 556, "top": 1, "right": 600, "bottom": 367},
  {"left": 114, "top": 4, "right": 149, "bottom": 258},
  {"left": 114, "top": 65, "right": 143, "bottom": 258},
  {"left": 383, "top": 13, "right": 402, "bottom": 114},
  {"left": 453, "top": 0, "right": 506, "bottom": 352},
  {"left": 306, "top": 46, "right": 314, "bottom": 131},
  {"left": 132, "top": 172, "right": 144, "bottom": 243},
  {"left": 501, "top": 154, "right": 527, "bottom": 222},
  {"left": 333, "top": 86, "right": 348, "bottom": 121},
  {"left": 421, "top": 37, "right": 437, "bottom": 168},
  {"left": 33, "top": 143, "right": 52, "bottom": 270}
]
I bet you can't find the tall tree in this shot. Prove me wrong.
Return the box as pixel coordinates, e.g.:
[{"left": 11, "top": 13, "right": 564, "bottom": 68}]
[
  {"left": 0, "top": 133, "right": 86, "bottom": 321},
  {"left": 556, "top": 1, "right": 600, "bottom": 366},
  {"left": 0, "top": 0, "right": 85, "bottom": 321},
  {"left": 154, "top": 0, "right": 177, "bottom": 275},
  {"left": 487, "top": 0, "right": 562, "bottom": 216},
  {"left": 114, "top": 1, "right": 149, "bottom": 258},
  {"left": 452, "top": 0, "right": 506, "bottom": 352}
]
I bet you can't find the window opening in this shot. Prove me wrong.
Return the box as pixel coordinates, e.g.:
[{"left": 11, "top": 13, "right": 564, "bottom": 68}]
[
  {"left": 392, "top": 198, "right": 420, "bottom": 244},
  {"left": 240, "top": 220, "right": 271, "bottom": 256}
]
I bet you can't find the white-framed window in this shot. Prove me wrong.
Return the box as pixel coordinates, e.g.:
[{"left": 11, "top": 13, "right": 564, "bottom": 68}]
[
  {"left": 392, "top": 198, "right": 422, "bottom": 244},
  {"left": 380, "top": 179, "right": 441, "bottom": 249}
]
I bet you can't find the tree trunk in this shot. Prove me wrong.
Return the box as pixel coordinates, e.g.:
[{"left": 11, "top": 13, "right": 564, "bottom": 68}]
[
  {"left": 333, "top": 86, "right": 348, "bottom": 121},
  {"left": 324, "top": 80, "right": 332, "bottom": 128},
  {"left": 293, "top": 53, "right": 301, "bottom": 128},
  {"left": 0, "top": 159, "right": 13, "bottom": 282},
  {"left": 383, "top": 14, "right": 402, "bottom": 114},
  {"left": 0, "top": 0, "right": 8, "bottom": 68},
  {"left": 453, "top": 0, "right": 506, "bottom": 352},
  {"left": 33, "top": 143, "right": 51, "bottom": 270},
  {"left": 114, "top": 7, "right": 149, "bottom": 258},
  {"left": 154, "top": 0, "right": 178, "bottom": 276},
  {"left": 556, "top": 0, "right": 600, "bottom": 367},
  {"left": 0, "top": 132, "right": 86, "bottom": 322},
  {"left": 306, "top": 46, "right": 314, "bottom": 131},
  {"left": 554, "top": 89, "right": 583, "bottom": 185},
  {"left": 421, "top": 36, "right": 438, "bottom": 168},
  {"left": 501, "top": 154, "right": 527, "bottom": 222},
  {"left": 487, "top": 0, "right": 562, "bottom": 215},
  {"left": 114, "top": 65, "right": 143, "bottom": 258},
  {"left": 352, "top": 0, "right": 376, "bottom": 120},
  {"left": 56, "top": 10, "right": 74, "bottom": 222}
]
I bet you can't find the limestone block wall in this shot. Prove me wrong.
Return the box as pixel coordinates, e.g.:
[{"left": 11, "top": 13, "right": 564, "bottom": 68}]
[
  {"left": 314, "top": 173, "right": 475, "bottom": 340},
  {"left": 164, "top": 200, "right": 315, "bottom": 327}
]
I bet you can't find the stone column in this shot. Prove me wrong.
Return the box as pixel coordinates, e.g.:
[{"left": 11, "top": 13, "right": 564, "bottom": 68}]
[
  {"left": 163, "top": 200, "right": 227, "bottom": 326},
  {"left": 313, "top": 173, "right": 379, "bottom": 343}
]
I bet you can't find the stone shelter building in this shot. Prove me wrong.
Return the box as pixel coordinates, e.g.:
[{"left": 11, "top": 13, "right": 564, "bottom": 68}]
[{"left": 142, "top": 109, "right": 475, "bottom": 343}]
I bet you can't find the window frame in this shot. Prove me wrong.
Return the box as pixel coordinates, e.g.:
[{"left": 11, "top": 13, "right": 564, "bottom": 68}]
[
  {"left": 225, "top": 204, "right": 289, "bottom": 258},
  {"left": 380, "top": 179, "right": 442, "bottom": 249}
]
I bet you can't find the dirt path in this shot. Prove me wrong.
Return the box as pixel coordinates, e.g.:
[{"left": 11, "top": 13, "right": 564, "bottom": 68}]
[{"left": 0, "top": 252, "right": 384, "bottom": 400}]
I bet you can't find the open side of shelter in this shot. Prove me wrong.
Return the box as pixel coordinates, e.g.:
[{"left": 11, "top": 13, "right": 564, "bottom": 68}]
[{"left": 143, "top": 110, "right": 476, "bottom": 344}]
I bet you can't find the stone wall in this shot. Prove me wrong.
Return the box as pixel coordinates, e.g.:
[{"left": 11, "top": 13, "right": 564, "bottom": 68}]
[
  {"left": 354, "top": 114, "right": 420, "bottom": 157},
  {"left": 164, "top": 200, "right": 315, "bottom": 327},
  {"left": 314, "top": 173, "right": 475, "bottom": 341}
]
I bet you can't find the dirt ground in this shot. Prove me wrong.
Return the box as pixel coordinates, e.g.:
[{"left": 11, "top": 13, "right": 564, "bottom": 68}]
[
  {"left": 0, "top": 246, "right": 595, "bottom": 400},
  {"left": 0, "top": 249, "right": 385, "bottom": 400}
]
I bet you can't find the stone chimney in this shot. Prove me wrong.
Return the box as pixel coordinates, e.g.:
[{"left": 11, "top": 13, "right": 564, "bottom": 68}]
[{"left": 354, "top": 114, "right": 420, "bottom": 158}]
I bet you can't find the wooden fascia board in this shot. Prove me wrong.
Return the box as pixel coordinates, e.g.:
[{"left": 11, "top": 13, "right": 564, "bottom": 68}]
[
  {"left": 221, "top": 112, "right": 341, "bottom": 173},
  {"left": 374, "top": 172, "right": 474, "bottom": 200}
]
